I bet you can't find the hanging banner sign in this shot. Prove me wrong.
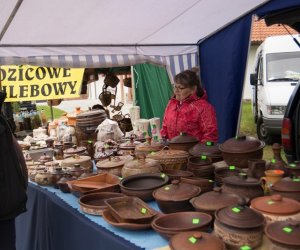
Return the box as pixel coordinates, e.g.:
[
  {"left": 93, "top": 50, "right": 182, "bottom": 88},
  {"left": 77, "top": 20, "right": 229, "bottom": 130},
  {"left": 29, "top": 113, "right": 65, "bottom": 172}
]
[{"left": 0, "top": 65, "right": 84, "bottom": 102}]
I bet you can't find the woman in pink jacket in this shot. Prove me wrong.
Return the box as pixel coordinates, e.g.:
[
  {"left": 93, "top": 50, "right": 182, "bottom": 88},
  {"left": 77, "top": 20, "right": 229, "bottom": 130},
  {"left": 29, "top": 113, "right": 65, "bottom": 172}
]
[{"left": 161, "top": 70, "right": 218, "bottom": 143}]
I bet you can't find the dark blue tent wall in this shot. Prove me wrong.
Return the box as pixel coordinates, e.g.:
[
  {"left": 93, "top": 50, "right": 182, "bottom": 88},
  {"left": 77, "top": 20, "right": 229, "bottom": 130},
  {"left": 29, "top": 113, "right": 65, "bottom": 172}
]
[{"left": 199, "top": 0, "right": 300, "bottom": 143}]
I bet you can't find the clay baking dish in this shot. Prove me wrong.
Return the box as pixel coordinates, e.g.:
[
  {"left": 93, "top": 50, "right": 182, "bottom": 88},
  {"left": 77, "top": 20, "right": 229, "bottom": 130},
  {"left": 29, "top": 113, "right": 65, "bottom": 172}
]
[
  {"left": 104, "top": 196, "right": 158, "bottom": 224},
  {"left": 67, "top": 173, "right": 120, "bottom": 197},
  {"left": 120, "top": 173, "right": 169, "bottom": 201},
  {"left": 79, "top": 192, "right": 126, "bottom": 216}
]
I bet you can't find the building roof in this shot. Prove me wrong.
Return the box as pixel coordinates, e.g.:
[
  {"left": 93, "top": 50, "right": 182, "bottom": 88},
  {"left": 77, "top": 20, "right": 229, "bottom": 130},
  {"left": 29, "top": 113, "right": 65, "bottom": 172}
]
[{"left": 251, "top": 19, "right": 298, "bottom": 44}]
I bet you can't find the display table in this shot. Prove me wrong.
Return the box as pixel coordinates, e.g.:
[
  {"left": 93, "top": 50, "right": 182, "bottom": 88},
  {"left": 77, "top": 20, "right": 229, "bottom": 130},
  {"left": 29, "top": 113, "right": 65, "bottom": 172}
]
[{"left": 15, "top": 183, "right": 168, "bottom": 250}]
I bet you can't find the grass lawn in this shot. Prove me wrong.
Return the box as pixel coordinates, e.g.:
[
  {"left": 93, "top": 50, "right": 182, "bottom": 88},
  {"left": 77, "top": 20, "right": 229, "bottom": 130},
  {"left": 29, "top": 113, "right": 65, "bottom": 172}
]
[
  {"left": 37, "top": 105, "right": 66, "bottom": 120},
  {"left": 239, "top": 100, "right": 286, "bottom": 161}
]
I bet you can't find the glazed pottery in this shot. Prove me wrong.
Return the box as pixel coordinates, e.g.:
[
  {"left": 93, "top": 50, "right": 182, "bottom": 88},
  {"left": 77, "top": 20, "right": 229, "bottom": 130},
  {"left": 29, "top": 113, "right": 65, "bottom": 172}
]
[
  {"left": 261, "top": 169, "right": 284, "bottom": 193},
  {"left": 219, "top": 135, "right": 265, "bottom": 169}
]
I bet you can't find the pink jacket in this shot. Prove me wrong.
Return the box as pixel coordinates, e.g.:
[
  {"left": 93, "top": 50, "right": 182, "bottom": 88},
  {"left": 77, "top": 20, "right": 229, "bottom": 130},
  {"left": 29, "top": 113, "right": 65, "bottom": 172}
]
[{"left": 161, "top": 92, "right": 218, "bottom": 143}]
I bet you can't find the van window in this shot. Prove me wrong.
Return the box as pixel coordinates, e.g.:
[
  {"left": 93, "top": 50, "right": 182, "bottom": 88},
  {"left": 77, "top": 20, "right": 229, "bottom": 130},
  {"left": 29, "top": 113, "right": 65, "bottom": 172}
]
[
  {"left": 258, "top": 56, "right": 263, "bottom": 84},
  {"left": 267, "top": 51, "right": 300, "bottom": 81}
]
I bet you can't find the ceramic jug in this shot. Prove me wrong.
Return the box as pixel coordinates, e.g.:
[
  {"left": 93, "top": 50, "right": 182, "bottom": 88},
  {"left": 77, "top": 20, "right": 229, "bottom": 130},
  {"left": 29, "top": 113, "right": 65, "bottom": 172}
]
[{"left": 261, "top": 169, "right": 284, "bottom": 194}]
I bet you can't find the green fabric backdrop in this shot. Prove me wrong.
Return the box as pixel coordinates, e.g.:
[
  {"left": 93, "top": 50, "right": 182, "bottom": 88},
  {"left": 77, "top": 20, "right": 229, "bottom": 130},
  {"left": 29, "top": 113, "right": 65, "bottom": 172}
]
[{"left": 133, "top": 63, "right": 173, "bottom": 121}]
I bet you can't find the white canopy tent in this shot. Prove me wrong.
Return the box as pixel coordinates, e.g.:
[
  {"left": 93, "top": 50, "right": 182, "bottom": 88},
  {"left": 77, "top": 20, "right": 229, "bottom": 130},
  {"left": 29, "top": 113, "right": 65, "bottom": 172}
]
[{"left": 1, "top": 0, "right": 299, "bottom": 142}]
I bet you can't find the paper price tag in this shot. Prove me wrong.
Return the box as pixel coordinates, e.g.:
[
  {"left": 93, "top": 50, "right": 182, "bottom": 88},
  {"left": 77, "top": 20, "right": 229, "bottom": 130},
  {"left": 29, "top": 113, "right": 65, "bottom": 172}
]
[
  {"left": 192, "top": 218, "right": 200, "bottom": 224},
  {"left": 160, "top": 173, "right": 166, "bottom": 178},
  {"left": 164, "top": 186, "right": 170, "bottom": 191},
  {"left": 231, "top": 207, "right": 240, "bottom": 213},
  {"left": 229, "top": 165, "right": 235, "bottom": 170},
  {"left": 283, "top": 227, "right": 293, "bottom": 233},
  {"left": 140, "top": 208, "right": 147, "bottom": 214},
  {"left": 188, "top": 237, "right": 197, "bottom": 244}
]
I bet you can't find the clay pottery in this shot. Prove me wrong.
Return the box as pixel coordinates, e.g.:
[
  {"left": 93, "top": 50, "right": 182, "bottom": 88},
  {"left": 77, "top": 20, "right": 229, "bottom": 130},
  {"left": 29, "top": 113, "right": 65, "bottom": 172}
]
[
  {"left": 261, "top": 169, "right": 284, "bottom": 194},
  {"left": 247, "top": 158, "right": 266, "bottom": 179},
  {"left": 214, "top": 199, "right": 265, "bottom": 249},
  {"left": 147, "top": 146, "right": 189, "bottom": 171},
  {"left": 38, "top": 153, "right": 53, "bottom": 164},
  {"left": 214, "top": 165, "right": 241, "bottom": 186},
  {"left": 49, "top": 167, "right": 65, "bottom": 188},
  {"left": 163, "top": 169, "right": 194, "bottom": 181},
  {"left": 265, "top": 220, "right": 300, "bottom": 249},
  {"left": 121, "top": 157, "right": 162, "bottom": 178},
  {"left": 180, "top": 177, "right": 214, "bottom": 193},
  {"left": 151, "top": 212, "right": 213, "bottom": 239},
  {"left": 250, "top": 194, "right": 300, "bottom": 224},
  {"left": 285, "top": 161, "right": 300, "bottom": 176},
  {"left": 104, "top": 196, "right": 157, "bottom": 224},
  {"left": 219, "top": 135, "right": 265, "bottom": 169},
  {"left": 120, "top": 173, "right": 169, "bottom": 201},
  {"left": 221, "top": 173, "right": 264, "bottom": 200},
  {"left": 44, "top": 161, "right": 60, "bottom": 170},
  {"left": 45, "top": 138, "right": 54, "bottom": 148},
  {"left": 35, "top": 170, "right": 53, "bottom": 186},
  {"left": 153, "top": 179, "right": 201, "bottom": 213},
  {"left": 189, "top": 141, "right": 223, "bottom": 163},
  {"left": 53, "top": 143, "right": 64, "bottom": 160},
  {"left": 57, "top": 175, "right": 76, "bottom": 193},
  {"left": 119, "top": 136, "right": 138, "bottom": 155},
  {"left": 79, "top": 192, "right": 126, "bottom": 216},
  {"left": 63, "top": 145, "right": 87, "bottom": 158},
  {"left": 266, "top": 143, "right": 288, "bottom": 176},
  {"left": 135, "top": 136, "right": 163, "bottom": 157},
  {"left": 68, "top": 163, "right": 86, "bottom": 178},
  {"left": 96, "top": 155, "right": 133, "bottom": 177},
  {"left": 169, "top": 132, "right": 198, "bottom": 152},
  {"left": 190, "top": 187, "right": 245, "bottom": 218},
  {"left": 61, "top": 154, "right": 92, "bottom": 173},
  {"left": 169, "top": 231, "right": 226, "bottom": 250},
  {"left": 270, "top": 176, "right": 300, "bottom": 201},
  {"left": 187, "top": 155, "right": 214, "bottom": 179}
]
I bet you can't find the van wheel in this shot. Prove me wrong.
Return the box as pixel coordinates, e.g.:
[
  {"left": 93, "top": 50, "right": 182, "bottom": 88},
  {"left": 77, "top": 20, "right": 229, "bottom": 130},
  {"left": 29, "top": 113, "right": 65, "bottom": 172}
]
[{"left": 257, "top": 117, "right": 274, "bottom": 145}]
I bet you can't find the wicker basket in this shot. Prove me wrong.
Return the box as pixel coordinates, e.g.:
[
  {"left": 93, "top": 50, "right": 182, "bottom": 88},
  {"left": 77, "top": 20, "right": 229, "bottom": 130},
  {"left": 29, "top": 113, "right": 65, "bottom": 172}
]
[{"left": 146, "top": 146, "right": 189, "bottom": 171}]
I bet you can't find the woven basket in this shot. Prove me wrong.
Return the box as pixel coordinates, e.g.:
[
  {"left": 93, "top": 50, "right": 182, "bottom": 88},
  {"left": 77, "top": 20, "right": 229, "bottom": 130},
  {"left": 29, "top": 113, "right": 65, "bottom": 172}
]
[{"left": 146, "top": 146, "right": 189, "bottom": 171}]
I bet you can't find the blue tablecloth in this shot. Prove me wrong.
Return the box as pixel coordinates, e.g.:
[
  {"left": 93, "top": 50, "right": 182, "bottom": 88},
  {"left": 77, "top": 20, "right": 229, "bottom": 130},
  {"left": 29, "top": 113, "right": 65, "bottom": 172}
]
[{"left": 15, "top": 183, "right": 168, "bottom": 250}]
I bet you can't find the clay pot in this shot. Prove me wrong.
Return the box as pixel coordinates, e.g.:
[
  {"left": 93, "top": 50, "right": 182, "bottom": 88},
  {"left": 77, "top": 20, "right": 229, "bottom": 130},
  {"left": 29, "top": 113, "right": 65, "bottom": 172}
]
[
  {"left": 266, "top": 143, "right": 288, "bottom": 176},
  {"left": 68, "top": 164, "right": 86, "bottom": 178},
  {"left": 135, "top": 136, "right": 163, "bottom": 157},
  {"left": 49, "top": 167, "right": 65, "bottom": 188},
  {"left": 169, "top": 133, "right": 198, "bottom": 152},
  {"left": 261, "top": 169, "right": 285, "bottom": 194},
  {"left": 219, "top": 135, "right": 265, "bottom": 169},
  {"left": 247, "top": 158, "right": 266, "bottom": 179},
  {"left": 121, "top": 157, "right": 162, "bottom": 178},
  {"left": 57, "top": 175, "right": 76, "bottom": 193},
  {"left": 190, "top": 187, "right": 245, "bottom": 218},
  {"left": 63, "top": 145, "right": 87, "bottom": 158},
  {"left": 163, "top": 169, "right": 194, "bottom": 181},
  {"left": 214, "top": 166, "right": 241, "bottom": 186},
  {"left": 189, "top": 141, "right": 223, "bottom": 163},
  {"left": 61, "top": 154, "right": 92, "bottom": 173},
  {"left": 187, "top": 156, "right": 215, "bottom": 179},
  {"left": 169, "top": 231, "right": 226, "bottom": 250},
  {"left": 35, "top": 170, "right": 53, "bottom": 186},
  {"left": 265, "top": 220, "right": 300, "bottom": 249},
  {"left": 270, "top": 176, "right": 300, "bottom": 201},
  {"left": 221, "top": 173, "right": 264, "bottom": 200},
  {"left": 151, "top": 212, "right": 213, "bottom": 239},
  {"left": 96, "top": 155, "right": 133, "bottom": 177},
  {"left": 38, "top": 153, "right": 53, "bottom": 164},
  {"left": 45, "top": 138, "right": 54, "bottom": 148},
  {"left": 153, "top": 180, "right": 201, "bottom": 213},
  {"left": 180, "top": 177, "right": 214, "bottom": 193},
  {"left": 214, "top": 199, "right": 265, "bottom": 249},
  {"left": 251, "top": 194, "right": 300, "bottom": 224},
  {"left": 285, "top": 161, "right": 300, "bottom": 176},
  {"left": 120, "top": 173, "right": 169, "bottom": 201}
]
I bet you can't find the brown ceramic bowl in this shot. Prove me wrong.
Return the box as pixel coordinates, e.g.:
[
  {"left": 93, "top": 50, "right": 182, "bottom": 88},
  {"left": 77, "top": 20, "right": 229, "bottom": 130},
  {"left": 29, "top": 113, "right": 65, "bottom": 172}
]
[
  {"left": 151, "top": 211, "right": 212, "bottom": 239},
  {"left": 79, "top": 192, "right": 126, "bottom": 215},
  {"left": 214, "top": 166, "right": 241, "bottom": 186},
  {"left": 120, "top": 173, "right": 169, "bottom": 201}
]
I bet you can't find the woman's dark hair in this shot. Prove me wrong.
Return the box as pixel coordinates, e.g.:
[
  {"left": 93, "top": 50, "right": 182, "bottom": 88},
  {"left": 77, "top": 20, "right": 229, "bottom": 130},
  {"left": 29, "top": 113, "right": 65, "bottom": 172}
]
[{"left": 174, "top": 70, "right": 204, "bottom": 97}]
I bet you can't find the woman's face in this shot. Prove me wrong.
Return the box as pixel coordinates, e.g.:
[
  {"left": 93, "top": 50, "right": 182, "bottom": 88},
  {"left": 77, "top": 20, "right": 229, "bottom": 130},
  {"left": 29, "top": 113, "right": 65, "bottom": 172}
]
[{"left": 173, "top": 84, "right": 196, "bottom": 101}]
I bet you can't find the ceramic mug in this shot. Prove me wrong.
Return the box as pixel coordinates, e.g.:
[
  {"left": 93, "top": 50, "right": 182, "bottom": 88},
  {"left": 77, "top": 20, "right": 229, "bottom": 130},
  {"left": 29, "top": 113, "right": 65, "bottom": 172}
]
[{"left": 261, "top": 169, "right": 284, "bottom": 194}]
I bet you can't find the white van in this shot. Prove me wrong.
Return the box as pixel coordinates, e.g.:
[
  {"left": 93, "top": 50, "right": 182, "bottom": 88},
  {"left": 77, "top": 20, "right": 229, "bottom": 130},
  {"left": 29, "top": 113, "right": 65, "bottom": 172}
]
[{"left": 250, "top": 34, "right": 300, "bottom": 144}]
